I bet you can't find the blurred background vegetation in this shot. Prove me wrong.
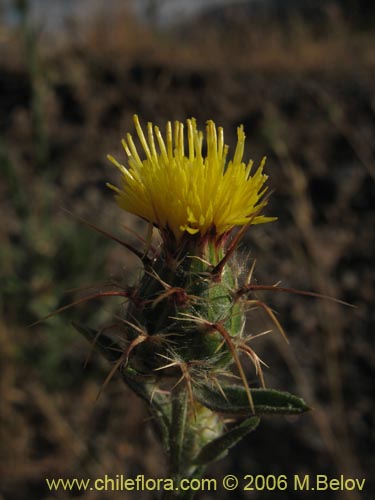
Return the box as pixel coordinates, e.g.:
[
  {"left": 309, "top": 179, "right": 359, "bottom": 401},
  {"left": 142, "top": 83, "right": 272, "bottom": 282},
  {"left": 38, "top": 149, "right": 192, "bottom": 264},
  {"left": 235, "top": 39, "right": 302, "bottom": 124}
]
[{"left": 0, "top": 1, "right": 373, "bottom": 499}]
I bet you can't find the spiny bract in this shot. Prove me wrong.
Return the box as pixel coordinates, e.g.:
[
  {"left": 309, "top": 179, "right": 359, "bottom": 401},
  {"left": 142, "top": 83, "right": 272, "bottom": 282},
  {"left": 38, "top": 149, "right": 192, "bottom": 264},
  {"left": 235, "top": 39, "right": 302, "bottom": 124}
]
[{"left": 73, "top": 115, "right": 308, "bottom": 483}]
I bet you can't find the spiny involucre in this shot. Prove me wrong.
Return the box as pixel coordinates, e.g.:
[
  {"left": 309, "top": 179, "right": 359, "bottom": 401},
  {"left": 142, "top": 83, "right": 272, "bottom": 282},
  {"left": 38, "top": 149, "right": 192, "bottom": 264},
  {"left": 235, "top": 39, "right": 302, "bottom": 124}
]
[
  {"left": 71, "top": 116, "right": 309, "bottom": 480},
  {"left": 105, "top": 115, "right": 277, "bottom": 411}
]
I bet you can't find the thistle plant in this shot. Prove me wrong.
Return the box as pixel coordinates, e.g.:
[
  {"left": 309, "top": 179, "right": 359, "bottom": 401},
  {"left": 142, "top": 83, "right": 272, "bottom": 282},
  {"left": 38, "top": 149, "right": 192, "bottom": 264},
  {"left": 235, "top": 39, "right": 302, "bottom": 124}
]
[{"left": 69, "top": 116, "right": 310, "bottom": 497}]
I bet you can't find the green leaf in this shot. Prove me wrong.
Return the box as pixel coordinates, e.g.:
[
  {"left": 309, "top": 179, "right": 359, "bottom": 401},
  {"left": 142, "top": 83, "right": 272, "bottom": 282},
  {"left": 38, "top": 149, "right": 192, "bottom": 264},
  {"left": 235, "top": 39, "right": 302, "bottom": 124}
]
[
  {"left": 193, "top": 417, "right": 260, "bottom": 466},
  {"left": 73, "top": 322, "right": 171, "bottom": 447},
  {"left": 194, "top": 384, "right": 309, "bottom": 416},
  {"left": 123, "top": 368, "right": 171, "bottom": 449},
  {"left": 72, "top": 322, "right": 122, "bottom": 363}
]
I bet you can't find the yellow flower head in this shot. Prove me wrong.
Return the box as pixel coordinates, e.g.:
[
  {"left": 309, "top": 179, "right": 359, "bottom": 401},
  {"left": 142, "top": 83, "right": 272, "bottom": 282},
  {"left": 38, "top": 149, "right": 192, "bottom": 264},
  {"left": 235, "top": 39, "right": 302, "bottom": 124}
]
[{"left": 107, "top": 115, "right": 275, "bottom": 243}]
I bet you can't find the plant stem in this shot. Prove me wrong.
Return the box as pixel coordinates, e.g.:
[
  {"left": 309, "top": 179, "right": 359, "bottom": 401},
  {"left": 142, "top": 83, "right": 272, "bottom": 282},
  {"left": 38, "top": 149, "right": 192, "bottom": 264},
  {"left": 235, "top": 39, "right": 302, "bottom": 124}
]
[{"left": 169, "top": 387, "right": 188, "bottom": 481}]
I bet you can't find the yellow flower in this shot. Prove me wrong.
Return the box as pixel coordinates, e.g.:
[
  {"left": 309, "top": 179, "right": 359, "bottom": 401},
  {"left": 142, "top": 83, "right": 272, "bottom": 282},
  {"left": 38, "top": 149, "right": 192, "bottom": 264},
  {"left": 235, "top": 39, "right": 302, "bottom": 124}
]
[{"left": 107, "top": 115, "right": 275, "bottom": 242}]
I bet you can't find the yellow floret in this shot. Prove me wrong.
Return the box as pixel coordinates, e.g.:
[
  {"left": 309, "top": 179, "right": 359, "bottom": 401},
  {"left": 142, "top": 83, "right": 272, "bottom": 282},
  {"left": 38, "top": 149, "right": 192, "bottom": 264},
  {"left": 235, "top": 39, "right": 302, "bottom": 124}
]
[{"left": 108, "top": 115, "right": 275, "bottom": 241}]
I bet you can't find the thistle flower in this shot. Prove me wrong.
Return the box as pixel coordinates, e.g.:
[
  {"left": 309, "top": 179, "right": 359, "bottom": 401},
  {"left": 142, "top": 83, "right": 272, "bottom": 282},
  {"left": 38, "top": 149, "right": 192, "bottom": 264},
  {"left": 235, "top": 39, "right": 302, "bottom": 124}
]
[
  {"left": 107, "top": 115, "right": 275, "bottom": 248},
  {"left": 64, "top": 115, "right": 309, "bottom": 498}
]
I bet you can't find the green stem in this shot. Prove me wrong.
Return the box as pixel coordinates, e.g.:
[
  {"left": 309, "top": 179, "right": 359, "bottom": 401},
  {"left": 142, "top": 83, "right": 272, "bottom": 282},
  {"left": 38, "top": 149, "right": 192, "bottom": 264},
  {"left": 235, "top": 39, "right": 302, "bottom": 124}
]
[
  {"left": 164, "top": 391, "right": 211, "bottom": 500},
  {"left": 161, "top": 387, "right": 189, "bottom": 500},
  {"left": 169, "top": 387, "right": 188, "bottom": 481}
]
